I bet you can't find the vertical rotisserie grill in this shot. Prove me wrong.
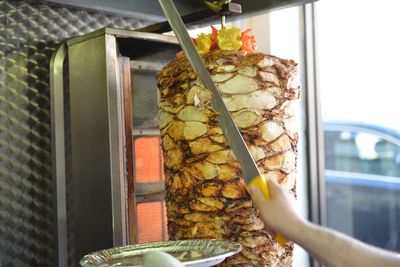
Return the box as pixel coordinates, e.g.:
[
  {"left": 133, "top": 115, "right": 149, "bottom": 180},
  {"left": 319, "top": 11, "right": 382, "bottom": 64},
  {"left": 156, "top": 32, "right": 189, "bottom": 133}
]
[{"left": 158, "top": 49, "right": 300, "bottom": 266}]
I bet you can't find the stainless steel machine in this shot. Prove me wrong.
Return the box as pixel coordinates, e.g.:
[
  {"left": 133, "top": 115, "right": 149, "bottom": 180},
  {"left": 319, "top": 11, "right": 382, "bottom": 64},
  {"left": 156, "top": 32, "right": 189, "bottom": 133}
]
[{"left": 51, "top": 28, "right": 180, "bottom": 265}]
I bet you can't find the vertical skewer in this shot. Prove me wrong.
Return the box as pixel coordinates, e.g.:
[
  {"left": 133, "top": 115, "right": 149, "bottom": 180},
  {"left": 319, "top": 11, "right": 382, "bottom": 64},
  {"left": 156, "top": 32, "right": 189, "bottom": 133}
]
[{"left": 203, "top": 1, "right": 241, "bottom": 29}]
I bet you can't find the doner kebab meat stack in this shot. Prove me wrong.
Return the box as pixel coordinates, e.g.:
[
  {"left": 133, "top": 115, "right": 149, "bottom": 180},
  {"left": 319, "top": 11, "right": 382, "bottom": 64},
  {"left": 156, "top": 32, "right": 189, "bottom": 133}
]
[{"left": 157, "top": 26, "right": 300, "bottom": 266}]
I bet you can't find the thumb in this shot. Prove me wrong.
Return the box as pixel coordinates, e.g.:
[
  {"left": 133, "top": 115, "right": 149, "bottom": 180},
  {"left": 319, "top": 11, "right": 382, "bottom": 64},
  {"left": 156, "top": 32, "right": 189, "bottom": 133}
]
[
  {"left": 266, "top": 178, "right": 281, "bottom": 197},
  {"left": 249, "top": 185, "right": 267, "bottom": 207}
]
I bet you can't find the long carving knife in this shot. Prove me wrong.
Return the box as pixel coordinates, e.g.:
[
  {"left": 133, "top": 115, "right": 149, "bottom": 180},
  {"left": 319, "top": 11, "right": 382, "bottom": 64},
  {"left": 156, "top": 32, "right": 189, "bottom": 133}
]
[{"left": 158, "top": 0, "right": 288, "bottom": 245}]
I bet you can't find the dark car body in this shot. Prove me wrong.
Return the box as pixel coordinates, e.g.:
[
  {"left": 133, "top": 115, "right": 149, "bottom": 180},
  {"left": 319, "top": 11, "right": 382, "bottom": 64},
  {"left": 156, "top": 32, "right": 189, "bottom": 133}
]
[{"left": 324, "top": 121, "right": 400, "bottom": 251}]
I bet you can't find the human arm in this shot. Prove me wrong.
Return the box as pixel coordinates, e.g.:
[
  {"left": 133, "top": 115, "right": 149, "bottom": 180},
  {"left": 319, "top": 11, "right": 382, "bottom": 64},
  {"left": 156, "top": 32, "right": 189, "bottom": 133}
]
[{"left": 249, "top": 179, "right": 400, "bottom": 267}]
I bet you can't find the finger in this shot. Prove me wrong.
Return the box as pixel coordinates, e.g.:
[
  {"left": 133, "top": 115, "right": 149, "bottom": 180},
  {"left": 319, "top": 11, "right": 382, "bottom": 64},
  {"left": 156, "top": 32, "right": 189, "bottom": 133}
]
[
  {"left": 265, "top": 228, "right": 276, "bottom": 238},
  {"left": 267, "top": 178, "right": 281, "bottom": 196},
  {"left": 249, "top": 186, "right": 267, "bottom": 207},
  {"left": 267, "top": 177, "right": 278, "bottom": 189},
  {"left": 250, "top": 187, "right": 277, "bottom": 237},
  {"left": 268, "top": 229, "right": 277, "bottom": 239},
  {"left": 262, "top": 222, "right": 275, "bottom": 236}
]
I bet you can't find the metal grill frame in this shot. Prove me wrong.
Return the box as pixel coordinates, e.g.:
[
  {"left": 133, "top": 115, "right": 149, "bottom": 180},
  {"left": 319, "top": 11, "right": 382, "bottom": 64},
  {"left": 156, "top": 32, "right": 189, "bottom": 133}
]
[{"left": 50, "top": 28, "right": 180, "bottom": 266}]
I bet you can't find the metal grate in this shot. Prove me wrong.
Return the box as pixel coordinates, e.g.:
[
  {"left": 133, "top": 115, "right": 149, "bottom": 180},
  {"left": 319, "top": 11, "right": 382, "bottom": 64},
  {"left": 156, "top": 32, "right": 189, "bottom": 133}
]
[
  {"left": 131, "top": 68, "right": 160, "bottom": 129},
  {"left": 0, "top": 1, "right": 150, "bottom": 266}
]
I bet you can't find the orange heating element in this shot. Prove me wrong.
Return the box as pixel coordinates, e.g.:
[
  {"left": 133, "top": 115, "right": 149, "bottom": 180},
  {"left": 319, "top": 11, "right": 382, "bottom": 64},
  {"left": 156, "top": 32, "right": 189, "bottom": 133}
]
[{"left": 134, "top": 137, "right": 168, "bottom": 242}]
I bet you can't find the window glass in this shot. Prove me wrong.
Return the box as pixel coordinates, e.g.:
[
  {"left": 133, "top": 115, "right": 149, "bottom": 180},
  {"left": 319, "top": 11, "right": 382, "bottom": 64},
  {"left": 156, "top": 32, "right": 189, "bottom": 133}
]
[
  {"left": 316, "top": 0, "right": 400, "bottom": 252},
  {"left": 325, "top": 128, "right": 400, "bottom": 176}
]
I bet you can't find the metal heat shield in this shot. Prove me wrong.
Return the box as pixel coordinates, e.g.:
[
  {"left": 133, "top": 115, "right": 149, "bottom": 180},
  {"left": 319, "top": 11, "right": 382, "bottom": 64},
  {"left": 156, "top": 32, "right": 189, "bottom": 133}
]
[{"left": 51, "top": 28, "right": 180, "bottom": 265}]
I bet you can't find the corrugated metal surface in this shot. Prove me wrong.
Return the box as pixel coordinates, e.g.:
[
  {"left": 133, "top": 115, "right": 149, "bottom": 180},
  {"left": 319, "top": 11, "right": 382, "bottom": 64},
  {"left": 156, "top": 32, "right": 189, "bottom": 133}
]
[{"left": 0, "top": 1, "right": 149, "bottom": 266}]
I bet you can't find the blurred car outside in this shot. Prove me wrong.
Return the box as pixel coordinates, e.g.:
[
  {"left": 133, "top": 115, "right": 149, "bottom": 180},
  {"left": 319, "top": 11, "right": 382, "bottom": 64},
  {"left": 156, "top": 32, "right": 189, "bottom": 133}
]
[{"left": 324, "top": 121, "right": 400, "bottom": 252}]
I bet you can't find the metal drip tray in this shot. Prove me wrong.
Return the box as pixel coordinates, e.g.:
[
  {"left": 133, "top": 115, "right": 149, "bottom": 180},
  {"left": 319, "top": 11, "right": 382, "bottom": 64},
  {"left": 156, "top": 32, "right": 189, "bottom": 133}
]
[{"left": 80, "top": 239, "right": 242, "bottom": 267}]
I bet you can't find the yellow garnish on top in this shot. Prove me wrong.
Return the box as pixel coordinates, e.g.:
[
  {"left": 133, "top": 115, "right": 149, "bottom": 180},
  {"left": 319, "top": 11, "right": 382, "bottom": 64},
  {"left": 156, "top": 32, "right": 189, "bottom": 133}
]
[
  {"left": 217, "top": 27, "right": 242, "bottom": 51},
  {"left": 196, "top": 33, "right": 212, "bottom": 55},
  {"left": 176, "top": 26, "right": 256, "bottom": 58}
]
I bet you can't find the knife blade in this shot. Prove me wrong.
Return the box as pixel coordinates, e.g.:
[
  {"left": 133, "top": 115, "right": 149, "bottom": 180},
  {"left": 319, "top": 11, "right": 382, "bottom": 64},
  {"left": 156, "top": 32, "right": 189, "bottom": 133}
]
[{"left": 158, "top": 0, "right": 287, "bottom": 245}]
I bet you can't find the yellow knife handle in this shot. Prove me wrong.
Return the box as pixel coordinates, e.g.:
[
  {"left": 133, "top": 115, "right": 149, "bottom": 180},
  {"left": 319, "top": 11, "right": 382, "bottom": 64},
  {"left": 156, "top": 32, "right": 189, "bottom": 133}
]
[
  {"left": 248, "top": 174, "right": 270, "bottom": 199},
  {"left": 247, "top": 175, "right": 289, "bottom": 245}
]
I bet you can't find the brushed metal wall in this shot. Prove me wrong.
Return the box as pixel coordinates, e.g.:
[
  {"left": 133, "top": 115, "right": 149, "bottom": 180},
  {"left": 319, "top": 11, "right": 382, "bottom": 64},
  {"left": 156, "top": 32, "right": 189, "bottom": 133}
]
[{"left": 0, "top": 1, "right": 149, "bottom": 266}]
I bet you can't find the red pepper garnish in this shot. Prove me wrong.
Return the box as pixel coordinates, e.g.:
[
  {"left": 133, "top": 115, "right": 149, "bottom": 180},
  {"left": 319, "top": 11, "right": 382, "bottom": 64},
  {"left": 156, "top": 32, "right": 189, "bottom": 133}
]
[
  {"left": 210, "top": 26, "right": 219, "bottom": 50},
  {"left": 240, "top": 29, "right": 256, "bottom": 53}
]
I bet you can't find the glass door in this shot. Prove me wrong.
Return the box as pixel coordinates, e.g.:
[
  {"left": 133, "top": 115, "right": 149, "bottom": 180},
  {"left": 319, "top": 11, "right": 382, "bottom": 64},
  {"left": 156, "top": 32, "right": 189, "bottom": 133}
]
[{"left": 315, "top": 0, "right": 400, "bottom": 252}]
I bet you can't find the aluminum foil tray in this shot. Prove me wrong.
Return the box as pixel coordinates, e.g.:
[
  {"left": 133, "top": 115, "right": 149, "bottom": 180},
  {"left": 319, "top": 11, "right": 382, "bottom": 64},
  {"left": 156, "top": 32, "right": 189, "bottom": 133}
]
[{"left": 80, "top": 239, "right": 242, "bottom": 267}]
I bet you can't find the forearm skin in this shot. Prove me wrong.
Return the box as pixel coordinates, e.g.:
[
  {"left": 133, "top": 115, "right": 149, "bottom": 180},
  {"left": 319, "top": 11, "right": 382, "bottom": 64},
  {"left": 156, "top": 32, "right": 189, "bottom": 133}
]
[{"left": 290, "top": 220, "right": 400, "bottom": 267}]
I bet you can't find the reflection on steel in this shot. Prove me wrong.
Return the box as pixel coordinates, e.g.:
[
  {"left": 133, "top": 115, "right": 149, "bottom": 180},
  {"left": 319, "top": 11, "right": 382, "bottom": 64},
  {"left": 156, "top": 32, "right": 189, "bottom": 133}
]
[
  {"left": 67, "top": 32, "right": 126, "bottom": 260},
  {"left": 50, "top": 42, "right": 68, "bottom": 267}
]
